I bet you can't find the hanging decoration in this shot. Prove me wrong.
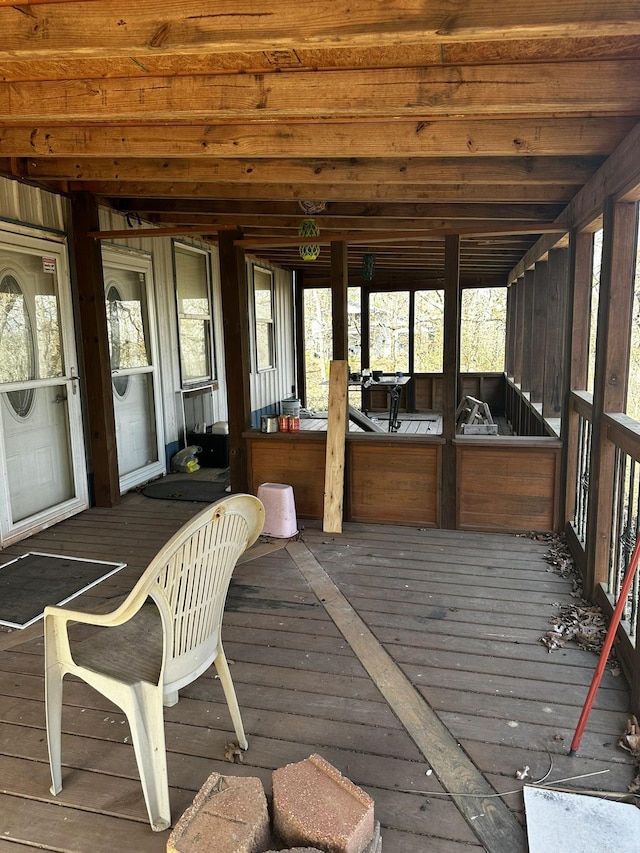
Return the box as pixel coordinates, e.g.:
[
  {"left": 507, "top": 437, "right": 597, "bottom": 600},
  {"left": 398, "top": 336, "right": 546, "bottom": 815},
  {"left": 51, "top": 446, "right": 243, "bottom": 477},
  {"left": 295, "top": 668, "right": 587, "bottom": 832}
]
[
  {"left": 298, "top": 218, "right": 320, "bottom": 261},
  {"left": 298, "top": 200, "right": 327, "bottom": 215},
  {"left": 361, "top": 252, "right": 376, "bottom": 281}
]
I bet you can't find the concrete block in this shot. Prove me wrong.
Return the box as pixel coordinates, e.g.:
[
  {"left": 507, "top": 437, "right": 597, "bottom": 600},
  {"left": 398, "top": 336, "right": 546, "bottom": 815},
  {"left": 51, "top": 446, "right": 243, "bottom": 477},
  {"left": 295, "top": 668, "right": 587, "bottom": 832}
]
[
  {"left": 167, "top": 772, "right": 270, "bottom": 853},
  {"left": 272, "top": 754, "right": 374, "bottom": 853}
]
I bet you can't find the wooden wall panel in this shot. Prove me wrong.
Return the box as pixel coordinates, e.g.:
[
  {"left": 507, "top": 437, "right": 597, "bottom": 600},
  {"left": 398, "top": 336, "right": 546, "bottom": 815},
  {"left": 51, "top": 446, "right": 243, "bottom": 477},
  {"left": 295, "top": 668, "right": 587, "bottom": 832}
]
[
  {"left": 413, "top": 374, "right": 444, "bottom": 411},
  {"left": 348, "top": 438, "right": 441, "bottom": 526},
  {"left": 247, "top": 433, "right": 326, "bottom": 518},
  {"left": 456, "top": 439, "right": 561, "bottom": 533},
  {"left": 459, "top": 373, "right": 505, "bottom": 411}
]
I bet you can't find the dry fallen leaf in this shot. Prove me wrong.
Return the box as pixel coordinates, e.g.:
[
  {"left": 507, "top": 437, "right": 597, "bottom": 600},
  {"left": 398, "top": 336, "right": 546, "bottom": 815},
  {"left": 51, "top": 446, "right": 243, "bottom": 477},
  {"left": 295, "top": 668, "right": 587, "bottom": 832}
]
[
  {"left": 224, "top": 741, "right": 244, "bottom": 763},
  {"left": 515, "top": 766, "right": 530, "bottom": 780}
]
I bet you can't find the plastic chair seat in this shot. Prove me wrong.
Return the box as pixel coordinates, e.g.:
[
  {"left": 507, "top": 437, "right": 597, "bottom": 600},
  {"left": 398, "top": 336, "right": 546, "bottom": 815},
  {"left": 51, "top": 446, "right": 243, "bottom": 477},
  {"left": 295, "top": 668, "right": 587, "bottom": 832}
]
[{"left": 73, "top": 603, "right": 163, "bottom": 685}]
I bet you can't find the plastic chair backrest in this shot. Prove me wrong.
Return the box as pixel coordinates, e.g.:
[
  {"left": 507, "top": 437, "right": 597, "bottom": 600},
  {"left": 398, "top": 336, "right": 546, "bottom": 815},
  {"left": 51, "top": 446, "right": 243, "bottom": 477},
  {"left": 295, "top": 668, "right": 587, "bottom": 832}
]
[{"left": 124, "top": 494, "right": 264, "bottom": 692}]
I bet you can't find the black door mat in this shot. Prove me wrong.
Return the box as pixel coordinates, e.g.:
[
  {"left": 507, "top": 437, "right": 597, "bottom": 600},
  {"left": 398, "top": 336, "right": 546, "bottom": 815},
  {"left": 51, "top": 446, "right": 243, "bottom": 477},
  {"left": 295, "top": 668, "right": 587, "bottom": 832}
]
[
  {"left": 142, "top": 478, "right": 230, "bottom": 502},
  {"left": 0, "top": 552, "right": 126, "bottom": 629}
]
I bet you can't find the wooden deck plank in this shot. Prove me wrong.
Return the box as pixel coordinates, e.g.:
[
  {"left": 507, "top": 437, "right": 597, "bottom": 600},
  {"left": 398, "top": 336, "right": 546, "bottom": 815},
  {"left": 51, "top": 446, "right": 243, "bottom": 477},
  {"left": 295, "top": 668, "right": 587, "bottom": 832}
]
[
  {"left": 286, "top": 540, "right": 528, "bottom": 852},
  {"left": 0, "top": 792, "right": 171, "bottom": 852},
  {"left": 0, "top": 499, "right": 635, "bottom": 852}
]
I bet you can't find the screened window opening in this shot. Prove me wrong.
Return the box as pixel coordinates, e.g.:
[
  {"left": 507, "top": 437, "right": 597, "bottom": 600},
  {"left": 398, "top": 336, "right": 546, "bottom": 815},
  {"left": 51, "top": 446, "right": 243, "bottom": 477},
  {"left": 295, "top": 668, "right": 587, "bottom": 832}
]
[
  {"left": 414, "top": 289, "right": 444, "bottom": 373},
  {"left": 460, "top": 287, "right": 507, "bottom": 373},
  {"left": 369, "top": 291, "right": 410, "bottom": 374},
  {"left": 626, "top": 207, "right": 640, "bottom": 421},
  {"left": 586, "top": 228, "right": 603, "bottom": 395}
]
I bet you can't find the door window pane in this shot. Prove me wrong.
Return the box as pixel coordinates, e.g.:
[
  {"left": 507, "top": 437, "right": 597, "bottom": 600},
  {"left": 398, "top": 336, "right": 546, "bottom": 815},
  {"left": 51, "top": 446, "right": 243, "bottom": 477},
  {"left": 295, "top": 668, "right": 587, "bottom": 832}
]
[{"left": 0, "top": 274, "right": 36, "bottom": 417}]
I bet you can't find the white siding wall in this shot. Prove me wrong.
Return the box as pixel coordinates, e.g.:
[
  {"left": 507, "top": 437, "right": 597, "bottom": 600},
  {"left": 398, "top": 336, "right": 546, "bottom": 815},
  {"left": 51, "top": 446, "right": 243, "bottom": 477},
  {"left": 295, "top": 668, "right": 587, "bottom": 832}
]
[
  {"left": 0, "top": 176, "right": 66, "bottom": 233},
  {"left": 98, "top": 214, "right": 296, "bottom": 439},
  {"left": 0, "top": 176, "right": 296, "bottom": 455}
]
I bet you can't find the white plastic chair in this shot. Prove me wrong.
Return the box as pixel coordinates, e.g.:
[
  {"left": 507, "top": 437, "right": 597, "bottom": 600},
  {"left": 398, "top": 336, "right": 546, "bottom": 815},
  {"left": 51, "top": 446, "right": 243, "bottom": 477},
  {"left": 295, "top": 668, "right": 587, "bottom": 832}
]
[{"left": 44, "top": 493, "right": 264, "bottom": 831}]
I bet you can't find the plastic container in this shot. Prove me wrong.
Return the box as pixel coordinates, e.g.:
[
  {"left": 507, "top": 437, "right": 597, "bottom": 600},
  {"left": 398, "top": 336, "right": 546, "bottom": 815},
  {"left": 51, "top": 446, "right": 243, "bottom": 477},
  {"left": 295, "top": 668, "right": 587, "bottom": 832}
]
[
  {"left": 281, "top": 398, "right": 301, "bottom": 417},
  {"left": 257, "top": 483, "right": 298, "bottom": 538}
]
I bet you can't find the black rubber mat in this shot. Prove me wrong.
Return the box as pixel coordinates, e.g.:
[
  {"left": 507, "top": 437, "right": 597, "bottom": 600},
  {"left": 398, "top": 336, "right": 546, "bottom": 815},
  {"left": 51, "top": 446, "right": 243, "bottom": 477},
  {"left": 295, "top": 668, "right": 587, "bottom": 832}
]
[{"left": 142, "top": 478, "right": 229, "bottom": 503}]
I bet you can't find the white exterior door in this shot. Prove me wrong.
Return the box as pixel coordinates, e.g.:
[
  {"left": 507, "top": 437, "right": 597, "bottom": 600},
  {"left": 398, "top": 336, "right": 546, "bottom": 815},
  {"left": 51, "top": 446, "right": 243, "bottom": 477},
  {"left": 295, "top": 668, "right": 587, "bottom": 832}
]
[
  {"left": 0, "top": 228, "right": 88, "bottom": 546},
  {"left": 103, "top": 249, "right": 165, "bottom": 492}
]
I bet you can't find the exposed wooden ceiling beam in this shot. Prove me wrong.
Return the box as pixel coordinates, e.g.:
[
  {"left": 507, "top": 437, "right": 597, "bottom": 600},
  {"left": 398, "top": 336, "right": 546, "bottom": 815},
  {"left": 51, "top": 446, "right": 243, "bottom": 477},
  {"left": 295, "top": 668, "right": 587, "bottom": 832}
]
[
  {"left": 0, "top": 1, "right": 638, "bottom": 60},
  {"left": 141, "top": 214, "right": 564, "bottom": 233},
  {"left": 18, "top": 155, "right": 603, "bottom": 185},
  {"left": 0, "top": 118, "right": 634, "bottom": 158},
  {"left": 235, "top": 223, "right": 566, "bottom": 249},
  {"left": 2, "top": 63, "right": 640, "bottom": 123},
  {"left": 3, "top": 37, "right": 640, "bottom": 84},
  {"left": 109, "top": 199, "right": 567, "bottom": 220},
  {"left": 64, "top": 180, "right": 582, "bottom": 203}
]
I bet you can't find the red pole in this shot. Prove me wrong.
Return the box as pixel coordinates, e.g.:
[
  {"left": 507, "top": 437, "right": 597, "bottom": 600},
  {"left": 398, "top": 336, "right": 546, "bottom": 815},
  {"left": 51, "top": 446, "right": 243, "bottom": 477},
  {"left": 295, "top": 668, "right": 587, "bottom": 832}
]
[{"left": 569, "top": 536, "right": 640, "bottom": 755}]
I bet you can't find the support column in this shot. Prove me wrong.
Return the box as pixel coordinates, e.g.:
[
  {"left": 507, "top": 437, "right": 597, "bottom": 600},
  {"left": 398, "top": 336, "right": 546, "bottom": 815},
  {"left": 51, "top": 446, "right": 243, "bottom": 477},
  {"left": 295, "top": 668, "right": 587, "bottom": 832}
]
[
  {"left": 585, "top": 200, "right": 637, "bottom": 596},
  {"left": 219, "top": 229, "right": 251, "bottom": 494},
  {"left": 562, "top": 231, "right": 593, "bottom": 527},
  {"left": 330, "top": 241, "right": 349, "bottom": 361},
  {"left": 530, "top": 260, "right": 548, "bottom": 407},
  {"left": 441, "top": 235, "right": 460, "bottom": 529},
  {"left": 521, "top": 269, "right": 535, "bottom": 399},
  {"left": 70, "top": 192, "right": 119, "bottom": 507},
  {"left": 294, "top": 271, "right": 306, "bottom": 406},
  {"left": 543, "top": 248, "right": 569, "bottom": 420}
]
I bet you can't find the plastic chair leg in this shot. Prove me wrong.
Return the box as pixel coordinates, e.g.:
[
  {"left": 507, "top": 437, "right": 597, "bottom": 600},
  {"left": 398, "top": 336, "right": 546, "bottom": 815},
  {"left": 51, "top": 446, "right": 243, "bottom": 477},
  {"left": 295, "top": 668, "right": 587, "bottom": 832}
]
[
  {"left": 163, "top": 690, "right": 179, "bottom": 707},
  {"left": 214, "top": 648, "right": 248, "bottom": 750},
  {"left": 123, "top": 683, "right": 171, "bottom": 832},
  {"left": 45, "top": 662, "right": 65, "bottom": 796}
]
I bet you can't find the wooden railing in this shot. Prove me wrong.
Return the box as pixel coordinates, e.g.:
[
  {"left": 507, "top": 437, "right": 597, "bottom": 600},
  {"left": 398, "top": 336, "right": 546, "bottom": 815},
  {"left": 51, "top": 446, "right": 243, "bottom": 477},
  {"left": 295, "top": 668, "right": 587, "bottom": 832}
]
[
  {"left": 604, "top": 413, "right": 640, "bottom": 646},
  {"left": 565, "top": 392, "right": 640, "bottom": 709},
  {"left": 504, "top": 376, "right": 556, "bottom": 436},
  {"left": 570, "top": 392, "right": 594, "bottom": 547}
]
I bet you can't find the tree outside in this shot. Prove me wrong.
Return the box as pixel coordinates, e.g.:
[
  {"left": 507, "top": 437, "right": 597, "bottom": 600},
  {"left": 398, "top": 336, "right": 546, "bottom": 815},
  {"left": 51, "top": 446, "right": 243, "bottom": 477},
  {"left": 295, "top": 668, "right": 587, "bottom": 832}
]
[{"left": 303, "top": 285, "right": 508, "bottom": 411}]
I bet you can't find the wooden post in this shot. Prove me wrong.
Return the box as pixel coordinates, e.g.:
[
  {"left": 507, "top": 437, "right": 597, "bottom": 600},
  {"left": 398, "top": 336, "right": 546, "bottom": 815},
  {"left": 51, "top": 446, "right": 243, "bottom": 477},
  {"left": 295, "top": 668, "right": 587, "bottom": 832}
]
[
  {"left": 512, "top": 276, "right": 524, "bottom": 386},
  {"left": 323, "top": 360, "right": 349, "bottom": 532},
  {"left": 331, "top": 241, "right": 349, "bottom": 361},
  {"left": 543, "top": 248, "right": 569, "bottom": 420},
  {"left": 69, "top": 192, "right": 120, "bottom": 507},
  {"left": 441, "top": 234, "right": 460, "bottom": 529},
  {"left": 562, "top": 231, "right": 593, "bottom": 527},
  {"left": 530, "top": 260, "right": 548, "bottom": 406},
  {"left": 521, "top": 269, "right": 535, "bottom": 399},
  {"left": 294, "top": 271, "right": 306, "bottom": 406},
  {"left": 219, "top": 229, "right": 251, "bottom": 494},
  {"left": 585, "top": 200, "right": 637, "bottom": 596},
  {"left": 504, "top": 284, "right": 514, "bottom": 378}
]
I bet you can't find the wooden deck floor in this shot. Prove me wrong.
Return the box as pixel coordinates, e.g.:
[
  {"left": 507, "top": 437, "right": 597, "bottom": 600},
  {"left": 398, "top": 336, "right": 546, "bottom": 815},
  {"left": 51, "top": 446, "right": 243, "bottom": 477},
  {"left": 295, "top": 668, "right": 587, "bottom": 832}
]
[
  {"left": 0, "top": 492, "right": 635, "bottom": 852},
  {"left": 300, "top": 412, "right": 443, "bottom": 434}
]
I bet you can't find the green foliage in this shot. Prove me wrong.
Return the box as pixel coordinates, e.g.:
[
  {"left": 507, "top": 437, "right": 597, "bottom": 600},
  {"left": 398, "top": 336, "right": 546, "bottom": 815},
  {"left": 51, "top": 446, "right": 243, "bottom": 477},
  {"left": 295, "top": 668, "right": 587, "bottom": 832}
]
[
  {"left": 460, "top": 288, "right": 507, "bottom": 372},
  {"left": 302, "top": 285, "right": 508, "bottom": 409}
]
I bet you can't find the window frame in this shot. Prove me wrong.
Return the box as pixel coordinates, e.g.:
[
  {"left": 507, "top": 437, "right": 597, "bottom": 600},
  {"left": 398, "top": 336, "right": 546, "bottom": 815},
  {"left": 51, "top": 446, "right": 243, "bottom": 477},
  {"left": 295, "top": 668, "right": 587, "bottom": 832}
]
[
  {"left": 252, "top": 264, "right": 276, "bottom": 372},
  {"left": 172, "top": 241, "right": 216, "bottom": 388}
]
